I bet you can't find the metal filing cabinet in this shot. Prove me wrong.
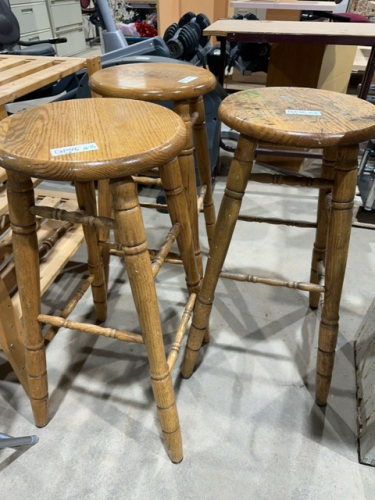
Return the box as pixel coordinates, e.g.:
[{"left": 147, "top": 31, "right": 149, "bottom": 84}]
[
  {"left": 46, "top": 0, "right": 86, "bottom": 56},
  {"left": 9, "top": 0, "right": 53, "bottom": 43},
  {"left": 10, "top": 0, "right": 86, "bottom": 56}
]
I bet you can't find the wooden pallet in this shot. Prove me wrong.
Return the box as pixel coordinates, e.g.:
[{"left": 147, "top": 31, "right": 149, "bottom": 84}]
[
  {"left": 0, "top": 54, "right": 86, "bottom": 107},
  {"left": 0, "top": 189, "right": 84, "bottom": 392},
  {"left": 0, "top": 54, "right": 101, "bottom": 396}
]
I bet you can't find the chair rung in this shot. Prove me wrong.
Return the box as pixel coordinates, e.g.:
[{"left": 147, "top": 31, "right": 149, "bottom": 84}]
[
  {"left": 148, "top": 249, "right": 183, "bottom": 265},
  {"left": 132, "top": 175, "right": 162, "bottom": 186},
  {"left": 237, "top": 214, "right": 317, "bottom": 228},
  {"left": 151, "top": 223, "right": 181, "bottom": 277},
  {"left": 220, "top": 271, "right": 324, "bottom": 293},
  {"left": 30, "top": 205, "right": 116, "bottom": 230},
  {"left": 44, "top": 275, "right": 94, "bottom": 343},
  {"left": 197, "top": 184, "right": 207, "bottom": 212},
  {"left": 139, "top": 202, "right": 168, "bottom": 211},
  {"left": 100, "top": 228, "right": 184, "bottom": 269},
  {"left": 167, "top": 293, "right": 197, "bottom": 372},
  {"left": 249, "top": 173, "right": 334, "bottom": 189},
  {"left": 38, "top": 314, "right": 145, "bottom": 344}
]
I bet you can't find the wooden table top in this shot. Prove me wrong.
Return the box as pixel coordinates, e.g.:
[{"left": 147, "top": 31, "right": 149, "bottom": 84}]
[
  {"left": 0, "top": 54, "right": 87, "bottom": 106},
  {"left": 230, "top": 0, "right": 336, "bottom": 11},
  {"left": 204, "top": 19, "right": 375, "bottom": 43}
]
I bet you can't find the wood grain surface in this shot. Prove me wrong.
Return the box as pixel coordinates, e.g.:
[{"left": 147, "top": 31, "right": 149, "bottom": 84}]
[
  {"left": 89, "top": 63, "right": 217, "bottom": 101},
  {"left": 0, "top": 98, "right": 187, "bottom": 181},
  {"left": 219, "top": 87, "right": 375, "bottom": 148}
]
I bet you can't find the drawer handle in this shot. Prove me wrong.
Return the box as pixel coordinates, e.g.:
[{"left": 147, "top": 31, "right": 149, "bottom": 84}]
[{"left": 21, "top": 8, "right": 33, "bottom": 14}]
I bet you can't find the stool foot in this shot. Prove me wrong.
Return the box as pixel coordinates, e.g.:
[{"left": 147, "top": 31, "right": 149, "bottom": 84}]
[
  {"left": 315, "top": 348, "right": 333, "bottom": 407},
  {"left": 152, "top": 376, "right": 183, "bottom": 462},
  {"left": 33, "top": 396, "right": 49, "bottom": 427}
]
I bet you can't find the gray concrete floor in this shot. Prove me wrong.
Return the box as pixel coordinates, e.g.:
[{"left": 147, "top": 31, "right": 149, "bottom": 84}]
[
  {"left": 1, "top": 43, "right": 375, "bottom": 496},
  {"left": 1, "top": 152, "right": 375, "bottom": 499}
]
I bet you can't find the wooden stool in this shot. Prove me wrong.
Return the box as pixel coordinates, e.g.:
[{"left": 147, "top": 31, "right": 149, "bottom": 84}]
[
  {"left": 0, "top": 98, "right": 202, "bottom": 463},
  {"left": 89, "top": 62, "right": 218, "bottom": 278},
  {"left": 182, "top": 87, "right": 375, "bottom": 407}
]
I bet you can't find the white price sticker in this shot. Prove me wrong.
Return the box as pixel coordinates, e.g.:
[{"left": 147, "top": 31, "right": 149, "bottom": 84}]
[
  {"left": 178, "top": 76, "right": 198, "bottom": 83},
  {"left": 285, "top": 109, "right": 321, "bottom": 116},
  {"left": 50, "top": 143, "right": 99, "bottom": 157}
]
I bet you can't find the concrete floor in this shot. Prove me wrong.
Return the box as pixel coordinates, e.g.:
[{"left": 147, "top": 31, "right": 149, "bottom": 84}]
[
  {"left": 1, "top": 150, "right": 375, "bottom": 498},
  {"left": 2, "top": 42, "right": 375, "bottom": 498}
]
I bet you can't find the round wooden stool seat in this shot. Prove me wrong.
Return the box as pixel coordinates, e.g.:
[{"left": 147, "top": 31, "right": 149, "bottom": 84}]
[
  {"left": 0, "top": 98, "right": 187, "bottom": 181},
  {"left": 182, "top": 87, "right": 375, "bottom": 415},
  {"left": 89, "top": 62, "right": 217, "bottom": 101},
  {"left": 219, "top": 87, "right": 375, "bottom": 148}
]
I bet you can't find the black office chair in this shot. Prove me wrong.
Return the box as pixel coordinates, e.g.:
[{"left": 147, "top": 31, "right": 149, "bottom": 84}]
[{"left": 0, "top": 0, "right": 66, "bottom": 56}]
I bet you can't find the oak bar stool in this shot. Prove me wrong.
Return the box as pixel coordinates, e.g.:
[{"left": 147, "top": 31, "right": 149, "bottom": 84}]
[
  {"left": 0, "top": 98, "right": 201, "bottom": 463},
  {"left": 89, "top": 62, "right": 218, "bottom": 278},
  {"left": 182, "top": 87, "right": 375, "bottom": 407}
]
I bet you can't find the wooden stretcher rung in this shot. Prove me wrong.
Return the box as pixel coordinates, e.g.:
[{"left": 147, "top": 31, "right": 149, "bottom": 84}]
[
  {"left": 0, "top": 178, "right": 42, "bottom": 217},
  {"left": 197, "top": 184, "right": 207, "bottom": 212},
  {"left": 237, "top": 214, "right": 317, "bottom": 228},
  {"left": 167, "top": 293, "right": 196, "bottom": 371},
  {"left": 220, "top": 271, "right": 325, "bottom": 293},
  {"left": 151, "top": 223, "right": 180, "bottom": 277},
  {"left": 30, "top": 205, "right": 117, "bottom": 230},
  {"left": 38, "top": 314, "right": 145, "bottom": 344},
  {"left": 44, "top": 275, "right": 94, "bottom": 344}
]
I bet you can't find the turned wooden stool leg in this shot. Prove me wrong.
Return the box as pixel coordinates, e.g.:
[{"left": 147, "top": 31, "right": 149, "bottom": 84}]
[
  {"left": 315, "top": 145, "right": 358, "bottom": 406},
  {"left": 190, "top": 95, "right": 216, "bottom": 344},
  {"left": 309, "top": 147, "right": 336, "bottom": 308},
  {"left": 98, "top": 179, "right": 112, "bottom": 288},
  {"left": 190, "top": 95, "right": 216, "bottom": 245},
  {"left": 75, "top": 181, "right": 107, "bottom": 322},
  {"left": 7, "top": 172, "right": 48, "bottom": 427},
  {"left": 182, "top": 135, "right": 257, "bottom": 378},
  {"left": 109, "top": 176, "right": 183, "bottom": 463},
  {"left": 174, "top": 99, "right": 203, "bottom": 278},
  {"left": 159, "top": 158, "right": 201, "bottom": 295}
]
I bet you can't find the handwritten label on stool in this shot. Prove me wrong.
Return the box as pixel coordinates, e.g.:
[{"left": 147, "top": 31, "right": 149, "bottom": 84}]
[
  {"left": 178, "top": 76, "right": 198, "bottom": 83},
  {"left": 50, "top": 143, "right": 99, "bottom": 157},
  {"left": 285, "top": 110, "right": 321, "bottom": 116}
]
